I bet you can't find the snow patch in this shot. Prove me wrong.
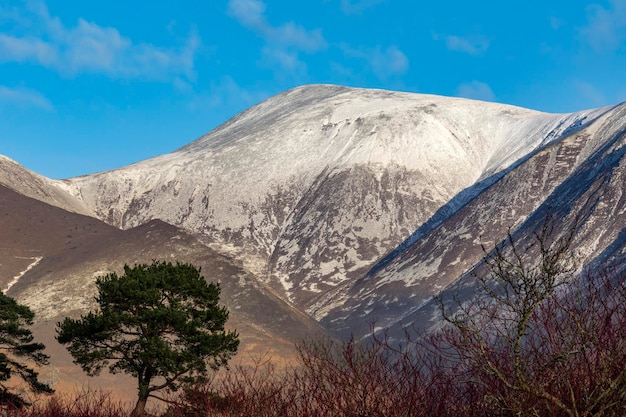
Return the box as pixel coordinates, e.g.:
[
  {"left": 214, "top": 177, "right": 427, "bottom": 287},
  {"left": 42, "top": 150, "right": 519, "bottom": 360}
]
[{"left": 4, "top": 256, "right": 42, "bottom": 293}]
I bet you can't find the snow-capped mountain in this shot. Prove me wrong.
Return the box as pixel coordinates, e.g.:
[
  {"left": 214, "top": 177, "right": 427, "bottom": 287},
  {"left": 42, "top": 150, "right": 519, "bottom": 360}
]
[
  {"left": 2, "top": 84, "right": 624, "bottom": 347},
  {"left": 57, "top": 86, "right": 613, "bottom": 319}
]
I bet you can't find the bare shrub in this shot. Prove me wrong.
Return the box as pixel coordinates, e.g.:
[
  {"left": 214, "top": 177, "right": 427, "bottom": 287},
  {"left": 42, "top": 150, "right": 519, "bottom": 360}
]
[
  {"left": 7, "top": 389, "right": 129, "bottom": 417},
  {"left": 435, "top": 215, "right": 626, "bottom": 417},
  {"left": 293, "top": 337, "right": 422, "bottom": 417},
  {"left": 166, "top": 353, "right": 295, "bottom": 417}
]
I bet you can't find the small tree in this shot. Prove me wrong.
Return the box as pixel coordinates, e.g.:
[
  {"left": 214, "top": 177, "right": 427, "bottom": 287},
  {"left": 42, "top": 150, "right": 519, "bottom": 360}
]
[
  {"left": 0, "top": 291, "right": 53, "bottom": 407},
  {"left": 56, "top": 261, "right": 239, "bottom": 416}
]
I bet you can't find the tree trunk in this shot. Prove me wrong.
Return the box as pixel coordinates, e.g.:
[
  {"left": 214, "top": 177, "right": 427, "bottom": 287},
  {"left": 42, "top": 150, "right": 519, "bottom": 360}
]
[
  {"left": 131, "top": 395, "right": 148, "bottom": 417},
  {"left": 132, "top": 380, "right": 150, "bottom": 417}
]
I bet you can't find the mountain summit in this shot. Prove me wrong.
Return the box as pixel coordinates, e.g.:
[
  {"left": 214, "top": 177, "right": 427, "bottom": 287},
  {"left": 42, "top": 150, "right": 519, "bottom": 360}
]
[
  {"left": 52, "top": 85, "right": 622, "bottom": 335},
  {"left": 1, "top": 84, "right": 624, "bottom": 351}
]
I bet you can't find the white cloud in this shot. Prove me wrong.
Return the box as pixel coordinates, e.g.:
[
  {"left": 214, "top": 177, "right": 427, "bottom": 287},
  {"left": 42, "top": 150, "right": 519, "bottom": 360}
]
[
  {"left": 0, "top": 2, "right": 200, "bottom": 82},
  {"left": 343, "top": 44, "right": 409, "bottom": 80},
  {"left": 0, "top": 85, "right": 53, "bottom": 110},
  {"left": 443, "top": 34, "right": 490, "bottom": 56},
  {"left": 227, "top": 0, "right": 266, "bottom": 30},
  {"left": 580, "top": 0, "right": 626, "bottom": 51},
  {"left": 0, "top": 34, "right": 57, "bottom": 64},
  {"left": 227, "top": 0, "right": 326, "bottom": 72},
  {"left": 456, "top": 81, "right": 495, "bottom": 102},
  {"left": 62, "top": 19, "right": 131, "bottom": 74},
  {"left": 272, "top": 22, "right": 326, "bottom": 52}
]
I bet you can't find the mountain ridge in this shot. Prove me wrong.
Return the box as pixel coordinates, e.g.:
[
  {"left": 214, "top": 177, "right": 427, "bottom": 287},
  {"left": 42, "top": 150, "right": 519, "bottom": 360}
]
[
  {"left": 59, "top": 86, "right": 612, "bottom": 305},
  {"left": 1, "top": 83, "right": 624, "bottom": 348}
]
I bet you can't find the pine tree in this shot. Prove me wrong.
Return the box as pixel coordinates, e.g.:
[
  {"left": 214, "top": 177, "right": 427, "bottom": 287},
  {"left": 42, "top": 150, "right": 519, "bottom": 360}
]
[
  {"left": 0, "top": 292, "right": 53, "bottom": 407},
  {"left": 56, "top": 261, "right": 239, "bottom": 416}
]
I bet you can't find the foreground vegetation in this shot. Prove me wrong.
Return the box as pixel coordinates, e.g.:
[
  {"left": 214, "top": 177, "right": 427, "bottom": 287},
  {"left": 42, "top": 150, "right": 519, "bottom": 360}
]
[
  {"left": 159, "top": 264, "right": 625, "bottom": 416},
  {"left": 0, "top": 292, "right": 53, "bottom": 406},
  {"left": 3, "top": 218, "right": 626, "bottom": 416},
  {"left": 5, "top": 262, "right": 626, "bottom": 417}
]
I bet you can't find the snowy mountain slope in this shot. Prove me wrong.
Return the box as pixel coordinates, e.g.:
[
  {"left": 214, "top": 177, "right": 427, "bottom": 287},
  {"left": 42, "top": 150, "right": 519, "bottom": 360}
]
[
  {"left": 329, "top": 101, "right": 626, "bottom": 339},
  {"left": 0, "top": 155, "right": 92, "bottom": 216},
  {"left": 62, "top": 85, "right": 609, "bottom": 318}
]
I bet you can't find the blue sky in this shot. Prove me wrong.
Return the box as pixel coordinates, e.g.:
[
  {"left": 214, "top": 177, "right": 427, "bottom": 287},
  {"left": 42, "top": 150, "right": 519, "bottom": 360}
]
[{"left": 1, "top": 0, "right": 625, "bottom": 179}]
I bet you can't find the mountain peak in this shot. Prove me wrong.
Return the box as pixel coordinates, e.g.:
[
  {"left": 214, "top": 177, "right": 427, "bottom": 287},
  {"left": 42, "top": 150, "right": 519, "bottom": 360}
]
[
  {"left": 61, "top": 86, "right": 618, "bottom": 320},
  {"left": 2, "top": 85, "right": 624, "bottom": 395}
]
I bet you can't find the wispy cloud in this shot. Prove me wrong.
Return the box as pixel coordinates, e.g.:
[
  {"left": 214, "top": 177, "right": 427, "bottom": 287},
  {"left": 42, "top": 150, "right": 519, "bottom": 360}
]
[
  {"left": 343, "top": 44, "right": 408, "bottom": 80},
  {"left": 0, "top": 34, "right": 57, "bottom": 63},
  {"left": 456, "top": 81, "right": 495, "bottom": 102},
  {"left": 580, "top": 0, "right": 626, "bottom": 52},
  {"left": 0, "top": 85, "right": 53, "bottom": 110},
  {"left": 227, "top": 0, "right": 266, "bottom": 29},
  {"left": 192, "top": 75, "right": 268, "bottom": 111},
  {"left": 440, "top": 34, "right": 490, "bottom": 56},
  {"left": 227, "top": 0, "right": 326, "bottom": 73},
  {"left": 339, "top": 0, "right": 385, "bottom": 15},
  {"left": 370, "top": 45, "right": 409, "bottom": 79},
  {"left": 260, "top": 46, "right": 308, "bottom": 75},
  {"left": 572, "top": 80, "right": 607, "bottom": 108},
  {"left": 0, "top": 2, "right": 200, "bottom": 82}
]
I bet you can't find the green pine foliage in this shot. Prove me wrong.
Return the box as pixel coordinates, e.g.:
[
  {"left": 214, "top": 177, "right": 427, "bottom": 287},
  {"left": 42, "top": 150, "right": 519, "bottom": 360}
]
[
  {"left": 0, "top": 292, "right": 53, "bottom": 407},
  {"left": 55, "top": 261, "right": 239, "bottom": 416}
]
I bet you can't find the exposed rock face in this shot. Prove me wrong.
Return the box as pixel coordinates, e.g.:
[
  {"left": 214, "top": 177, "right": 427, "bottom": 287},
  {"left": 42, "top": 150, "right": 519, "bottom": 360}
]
[
  {"left": 1, "top": 85, "right": 623, "bottom": 343},
  {"left": 338, "top": 102, "right": 626, "bottom": 339}
]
